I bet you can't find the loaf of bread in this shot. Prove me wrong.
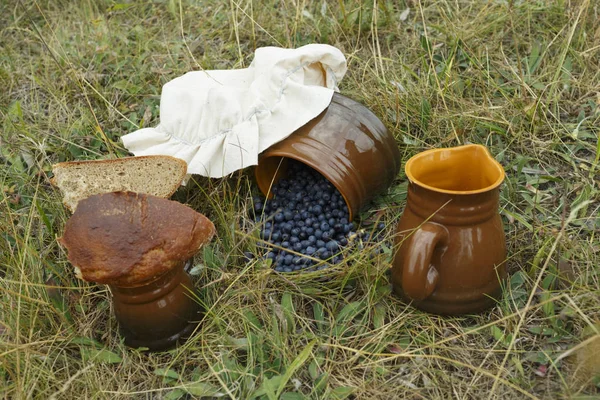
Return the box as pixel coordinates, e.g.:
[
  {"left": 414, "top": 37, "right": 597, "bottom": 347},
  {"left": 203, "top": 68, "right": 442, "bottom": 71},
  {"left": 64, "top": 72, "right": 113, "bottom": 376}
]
[
  {"left": 59, "top": 192, "right": 215, "bottom": 286},
  {"left": 51, "top": 156, "right": 187, "bottom": 212}
]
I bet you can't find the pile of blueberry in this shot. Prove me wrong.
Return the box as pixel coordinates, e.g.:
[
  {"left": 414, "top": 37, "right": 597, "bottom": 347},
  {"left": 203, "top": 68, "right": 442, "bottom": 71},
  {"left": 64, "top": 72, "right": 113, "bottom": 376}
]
[{"left": 251, "top": 160, "right": 385, "bottom": 273}]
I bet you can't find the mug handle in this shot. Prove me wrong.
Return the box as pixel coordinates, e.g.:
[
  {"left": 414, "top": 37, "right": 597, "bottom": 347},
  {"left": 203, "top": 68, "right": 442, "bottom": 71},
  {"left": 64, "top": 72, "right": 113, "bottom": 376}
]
[{"left": 402, "top": 222, "right": 449, "bottom": 300}]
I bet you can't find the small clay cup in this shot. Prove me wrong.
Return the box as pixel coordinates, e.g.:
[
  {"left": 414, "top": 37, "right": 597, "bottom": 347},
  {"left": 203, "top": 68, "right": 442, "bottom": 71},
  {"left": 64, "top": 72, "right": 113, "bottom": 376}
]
[
  {"left": 391, "top": 144, "right": 507, "bottom": 315},
  {"left": 255, "top": 93, "right": 401, "bottom": 220},
  {"left": 110, "top": 260, "right": 202, "bottom": 351}
]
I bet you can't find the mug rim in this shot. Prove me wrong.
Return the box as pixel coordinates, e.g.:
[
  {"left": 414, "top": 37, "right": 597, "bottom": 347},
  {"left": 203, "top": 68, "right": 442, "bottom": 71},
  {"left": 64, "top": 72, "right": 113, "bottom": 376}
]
[{"left": 405, "top": 144, "right": 505, "bottom": 195}]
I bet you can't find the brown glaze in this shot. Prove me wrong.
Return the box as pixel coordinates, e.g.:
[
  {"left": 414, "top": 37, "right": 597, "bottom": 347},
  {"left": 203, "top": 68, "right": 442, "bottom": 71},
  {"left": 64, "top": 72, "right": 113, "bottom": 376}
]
[
  {"left": 255, "top": 93, "right": 401, "bottom": 220},
  {"left": 110, "top": 260, "right": 202, "bottom": 351},
  {"left": 391, "top": 144, "right": 507, "bottom": 315}
]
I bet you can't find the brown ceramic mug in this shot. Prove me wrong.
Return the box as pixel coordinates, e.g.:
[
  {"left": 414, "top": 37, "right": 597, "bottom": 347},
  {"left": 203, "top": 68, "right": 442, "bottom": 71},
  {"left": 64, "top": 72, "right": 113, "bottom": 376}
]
[
  {"left": 255, "top": 93, "right": 401, "bottom": 220},
  {"left": 391, "top": 144, "right": 507, "bottom": 315},
  {"left": 110, "top": 259, "right": 202, "bottom": 351}
]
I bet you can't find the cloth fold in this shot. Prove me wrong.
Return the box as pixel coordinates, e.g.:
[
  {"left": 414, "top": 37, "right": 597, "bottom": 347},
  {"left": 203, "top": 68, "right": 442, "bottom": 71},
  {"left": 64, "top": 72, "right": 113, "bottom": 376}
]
[{"left": 121, "top": 44, "right": 347, "bottom": 178}]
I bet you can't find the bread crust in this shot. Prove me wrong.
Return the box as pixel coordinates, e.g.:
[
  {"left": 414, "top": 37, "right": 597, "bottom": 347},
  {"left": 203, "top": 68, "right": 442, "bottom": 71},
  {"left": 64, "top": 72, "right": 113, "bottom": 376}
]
[
  {"left": 59, "top": 192, "right": 215, "bottom": 286},
  {"left": 51, "top": 155, "right": 188, "bottom": 212}
]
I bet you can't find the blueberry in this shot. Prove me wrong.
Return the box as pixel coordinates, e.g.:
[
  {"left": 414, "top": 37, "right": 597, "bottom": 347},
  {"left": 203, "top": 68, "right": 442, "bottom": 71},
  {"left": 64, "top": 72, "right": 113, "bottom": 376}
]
[
  {"left": 305, "top": 218, "right": 313, "bottom": 226},
  {"left": 293, "top": 214, "right": 302, "bottom": 221},
  {"left": 328, "top": 218, "right": 336, "bottom": 226},
  {"left": 265, "top": 221, "right": 273, "bottom": 229},
  {"left": 316, "top": 240, "right": 325, "bottom": 248},
  {"left": 283, "top": 223, "right": 292, "bottom": 233},
  {"left": 282, "top": 241, "right": 290, "bottom": 248},
  {"left": 308, "top": 235, "right": 316, "bottom": 244},
  {"left": 320, "top": 250, "right": 331, "bottom": 260},
  {"left": 323, "top": 193, "right": 330, "bottom": 201},
  {"left": 275, "top": 213, "right": 284, "bottom": 222},
  {"left": 284, "top": 211, "right": 293, "bottom": 221},
  {"left": 322, "top": 231, "right": 331, "bottom": 241},
  {"left": 326, "top": 241, "right": 339, "bottom": 252},
  {"left": 271, "top": 232, "right": 281, "bottom": 242},
  {"left": 334, "top": 223, "right": 343, "bottom": 232},
  {"left": 320, "top": 222, "right": 330, "bottom": 231},
  {"left": 261, "top": 229, "right": 271, "bottom": 240},
  {"left": 254, "top": 202, "right": 263, "bottom": 213},
  {"left": 281, "top": 233, "right": 290, "bottom": 241},
  {"left": 301, "top": 240, "right": 310, "bottom": 248},
  {"left": 377, "top": 222, "right": 386, "bottom": 231},
  {"left": 293, "top": 242, "right": 303, "bottom": 252},
  {"left": 315, "top": 229, "right": 323, "bottom": 239},
  {"left": 301, "top": 211, "right": 309, "bottom": 219},
  {"left": 290, "top": 236, "right": 299, "bottom": 244},
  {"left": 340, "top": 238, "right": 348, "bottom": 246},
  {"left": 291, "top": 228, "right": 300, "bottom": 237},
  {"left": 318, "top": 214, "right": 325, "bottom": 221},
  {"left": 313, "top": 205, "right": 322, "bottom": 214},
  {"left": 285, "top": 254, "right": 293, "bottom": 265},
  {"left": 267, "top": 251, "right": 276, "bottom": 259},
  {"left": 306, "top": 246, "right": 316, "bottom": 255},
  {"left": 284, "top": 267, "right": 292, "bottom": 273},
  {"left": 275, "top": 265, "right": 284, "bottom": 272},
  {"left": 299, "top": 231, "right": 308, "bottom": 240}
]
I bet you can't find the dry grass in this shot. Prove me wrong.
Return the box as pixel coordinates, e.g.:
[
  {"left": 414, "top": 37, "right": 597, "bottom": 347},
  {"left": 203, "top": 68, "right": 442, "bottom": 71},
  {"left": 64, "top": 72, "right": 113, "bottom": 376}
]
[{"left": 1, "top": 0, "right": 599, "bottom": 399}]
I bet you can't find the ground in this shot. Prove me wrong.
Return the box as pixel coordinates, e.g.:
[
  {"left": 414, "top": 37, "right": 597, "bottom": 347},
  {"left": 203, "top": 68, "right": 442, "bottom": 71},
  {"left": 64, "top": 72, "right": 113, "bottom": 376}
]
[{"left": 1, "top": 0, "right": 599, "bottom": 399}]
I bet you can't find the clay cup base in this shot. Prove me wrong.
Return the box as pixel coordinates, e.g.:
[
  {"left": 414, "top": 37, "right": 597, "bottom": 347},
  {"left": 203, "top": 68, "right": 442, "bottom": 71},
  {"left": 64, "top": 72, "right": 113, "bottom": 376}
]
[
  {"left": 392, "top": 286, "right": 504, "bottom": 316},
  {"left": 119, "top": 311, "right": 203, "bottom": 351}
]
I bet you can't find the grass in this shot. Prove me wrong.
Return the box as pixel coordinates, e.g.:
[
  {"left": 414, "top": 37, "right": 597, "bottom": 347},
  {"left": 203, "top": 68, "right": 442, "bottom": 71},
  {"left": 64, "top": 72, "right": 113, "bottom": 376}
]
[{"left": 1, "top": 0, "right": 599, "bottom": 398}]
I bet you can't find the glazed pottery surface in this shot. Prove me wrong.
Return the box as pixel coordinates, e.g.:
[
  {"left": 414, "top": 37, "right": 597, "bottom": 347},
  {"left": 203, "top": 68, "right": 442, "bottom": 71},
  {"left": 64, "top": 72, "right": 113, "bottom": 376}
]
[
  {"left": 110, "top": 261, "right": 202, "bottom": 351},
  {"left": 255, "top": 93, "right": 401, "bottom": 220},
  {"left": 391, "top": 144, "right": 507, "bottom": 315}
]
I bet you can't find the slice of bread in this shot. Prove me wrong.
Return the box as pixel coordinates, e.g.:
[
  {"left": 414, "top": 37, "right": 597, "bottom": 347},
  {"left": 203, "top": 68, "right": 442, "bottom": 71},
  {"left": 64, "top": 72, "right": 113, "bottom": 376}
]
[{"left": 51, "top": 155, "right": 187, "bottom": 212}]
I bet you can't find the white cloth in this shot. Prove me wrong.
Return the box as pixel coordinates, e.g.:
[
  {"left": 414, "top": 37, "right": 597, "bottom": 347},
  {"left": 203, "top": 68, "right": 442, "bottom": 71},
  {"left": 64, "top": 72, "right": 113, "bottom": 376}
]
[{"left": 121, "top": 44, "right": 347, "bottom": 178}]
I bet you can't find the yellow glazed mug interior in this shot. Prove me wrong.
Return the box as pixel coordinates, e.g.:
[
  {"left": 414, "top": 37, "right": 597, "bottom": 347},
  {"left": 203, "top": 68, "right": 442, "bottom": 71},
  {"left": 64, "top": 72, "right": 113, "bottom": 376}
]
[{"left": 405, "top": 144, "right": 505, "bottom": 194}]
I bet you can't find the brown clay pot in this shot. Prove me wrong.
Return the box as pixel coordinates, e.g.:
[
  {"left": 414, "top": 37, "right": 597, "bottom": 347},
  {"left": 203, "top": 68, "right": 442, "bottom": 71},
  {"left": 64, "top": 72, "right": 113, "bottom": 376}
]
[
  {"left": 255, "top": 93, "right": 401, "bottom": 220},
  {"left": 391, "top": 144, "right": 507, "bottom": 315},
  {"left": 110, "top": 260, "right": 202, "bottom": 351}
]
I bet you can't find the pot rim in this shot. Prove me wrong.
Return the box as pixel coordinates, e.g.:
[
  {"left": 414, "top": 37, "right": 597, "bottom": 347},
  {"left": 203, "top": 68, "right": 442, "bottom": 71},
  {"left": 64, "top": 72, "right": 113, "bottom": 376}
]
[
  {"left": 405, "top": 144, "right": 505, "bottom": 195},
  {"left": 256, "top": 152, "right": 356, "bottom": 220}
]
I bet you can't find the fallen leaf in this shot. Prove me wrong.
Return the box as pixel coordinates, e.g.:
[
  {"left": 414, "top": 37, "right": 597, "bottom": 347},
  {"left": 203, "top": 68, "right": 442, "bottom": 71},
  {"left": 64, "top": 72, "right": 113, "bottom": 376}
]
[
  {"left": 399, "top": 8, "right": 410, "bottom": 21},
  {"left": 534, "top": 364, "right": 547, "bottom": 377},
  {"left": 557, "top": 258, "right": 577, "bottom": 289},
  {"left": 388, "top": 344, "right": 404, "bottom": 354}
]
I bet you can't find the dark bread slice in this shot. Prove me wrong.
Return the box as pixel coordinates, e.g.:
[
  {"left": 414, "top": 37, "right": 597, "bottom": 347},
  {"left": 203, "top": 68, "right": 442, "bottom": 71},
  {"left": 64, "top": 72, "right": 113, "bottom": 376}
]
[
  {"left": 59, "top": 192, "right": 215, "bottom": 286},
  {"left": 51, "top": 155, "right": 187, "bottom": 212}
]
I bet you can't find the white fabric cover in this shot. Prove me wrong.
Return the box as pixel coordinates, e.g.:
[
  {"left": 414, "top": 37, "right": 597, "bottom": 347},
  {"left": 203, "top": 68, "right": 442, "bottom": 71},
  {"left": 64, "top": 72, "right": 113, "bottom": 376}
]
[{"left": 121, "top": 44, "right": 347, "bottom": 178}]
